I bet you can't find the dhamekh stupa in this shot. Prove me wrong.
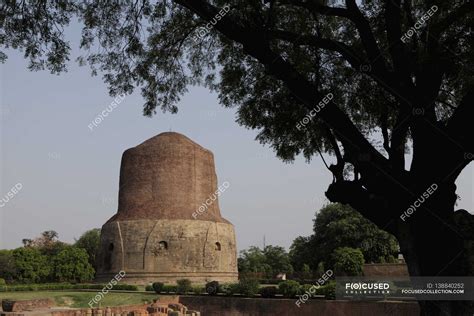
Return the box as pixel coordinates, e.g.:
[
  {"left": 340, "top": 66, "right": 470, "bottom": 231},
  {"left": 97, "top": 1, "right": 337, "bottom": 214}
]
[{"left": 96, "top": 132, "right": 238, "bottom": 284}]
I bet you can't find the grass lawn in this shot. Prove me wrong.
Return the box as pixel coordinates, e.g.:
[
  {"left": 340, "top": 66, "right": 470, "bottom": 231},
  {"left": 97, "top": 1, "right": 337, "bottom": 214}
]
[{"left": 0, "top": 291, "right": 159, "bottom": 308}]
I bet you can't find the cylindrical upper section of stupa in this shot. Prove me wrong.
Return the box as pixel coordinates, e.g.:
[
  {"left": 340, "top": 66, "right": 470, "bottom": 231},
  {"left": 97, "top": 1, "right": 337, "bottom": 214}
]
[{"left": 110, "top": 132, "right": 228, "bottom": 223}]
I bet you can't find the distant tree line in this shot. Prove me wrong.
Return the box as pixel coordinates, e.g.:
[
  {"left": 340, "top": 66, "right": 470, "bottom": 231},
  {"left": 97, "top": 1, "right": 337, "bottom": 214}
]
[
  {"left": 0, "top": 229, "right": 101, "bottom": 284},
  {"left": 1, "top": 203, "right": 398, "bottom": 283},
  {"left": 238, "top": 203, "right": 399, "bottom": 277}
]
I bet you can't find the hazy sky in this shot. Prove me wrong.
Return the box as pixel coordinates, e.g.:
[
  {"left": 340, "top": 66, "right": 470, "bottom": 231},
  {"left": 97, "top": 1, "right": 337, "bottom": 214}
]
[{"left": 0, "top": 23, "right": 472, "bottom": 251}]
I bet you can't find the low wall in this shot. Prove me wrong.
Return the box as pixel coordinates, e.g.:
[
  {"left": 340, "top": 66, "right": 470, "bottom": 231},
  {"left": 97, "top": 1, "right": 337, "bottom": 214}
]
[
  {"left": 179, "top": 296, "right": 420, "bottom": 316},
  {"left": 363, "top": 263, "right": 409, "bottom": 277},
  {"left": 0, "top": 299, "right": 199, "bottom": 316},
  {"left": 2, "top": 298, "right": 54, "bottom": 312}
]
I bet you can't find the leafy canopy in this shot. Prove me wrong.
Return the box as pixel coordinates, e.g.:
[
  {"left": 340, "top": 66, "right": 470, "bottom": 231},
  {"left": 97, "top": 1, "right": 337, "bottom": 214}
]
[
  {"left": 332, "top": 247, "right": 365, "bottom": 276},
  {"left": 12, "top": 247, "right": 50, "bottom": 283},
  {"left": 289, "top": 203, "right": 399, "bottom": 270},
  {"left": 53, "top": 247, "right": 95, "bottom": 283},
  {"left": 74, "top": 228, "right": 101, "bottom": 269},
  {"left": 2, "top": 0, "right": 471, "bottom": 164},
  {"left": 238, "top": 245, "right": 293, "bottom": 276}
]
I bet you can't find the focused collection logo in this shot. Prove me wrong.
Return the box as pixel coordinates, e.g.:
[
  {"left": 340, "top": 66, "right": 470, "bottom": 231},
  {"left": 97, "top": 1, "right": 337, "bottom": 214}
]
[{"left": 345, "top": 282, "right": 390, "bottom": 295}]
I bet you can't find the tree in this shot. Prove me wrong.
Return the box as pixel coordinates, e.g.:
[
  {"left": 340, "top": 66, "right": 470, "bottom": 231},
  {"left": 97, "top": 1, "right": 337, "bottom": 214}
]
[
  {"left": 332, "top": 247, "right": 365, "bottom": 276},
  {"left": 263, "top": 245, "right": 294, "bottom": 275},
  {"left": 2, "top": 1, "right": 472, "bottom": 314},
  {"left": 0, "top": 250, "right": 16, "bottom": 282},
  {"left": 312, "top": 203, "right": 399, "bottom": 267},
  {"left": 238, "top": 245, "right": 293, "bottom": 277},
  {"left": 23, "top": 231, "right": 69, "bottom": 280},
  {"left": 301, "top": 263, "right": 312, "bottom": 279},
  {"left": 289, "top": 236, "right": 314, "bottom": 271},
  {"left": 23, "top": 230, "right": 67, "bottom": 256},
  {"left": 238, "top": 246, "right": 271, "bottom": 275},
  {"left": 290, "top": 203, "right": 399, "bottom": 271},
  {"left": 53, "top": 247, "right": 95, "bottom": 283},
  {"left": 12, "top": 248, "right": 50, "bottom": 283},
  {"left": 74, "top": 228, "right": 101, "bottom": 269},
  {"left": 41, "top": 230, "right": 58, "bottom": 241},
  {"left": 21, "top": 239, "right": 33, "bottom": 247}
]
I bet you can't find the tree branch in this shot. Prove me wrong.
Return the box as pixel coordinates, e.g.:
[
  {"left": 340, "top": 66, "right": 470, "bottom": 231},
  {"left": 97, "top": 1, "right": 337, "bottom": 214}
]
[
  {"left": 446, "top": 87, "right": 474, "bottom": 154},
  {"left": 431, "top": 1, "right": 474, "bottom": 37},
  {"left": 384, "top": 0, "right": 411, "bottom": 84},
  {"left": 175, "top": 0, "right": 408, "bottom": 196},
  {"left": 325, "top": 126, "right": 344, "bottom": 182},
  {"left": 344, "top": 0, "right": 388, "bottom": 75},
  {"left": 277, "top": 0, "right": 352, "bottom": 19},
  {"left": 390, "top": 110, "right": 409, "bottom": 171},
  {"left": 278, "top": 0, "right": 391, "bottom": 79},
  {"left": 381, "top": 109, "right": 390, "bottom": 154},
  {"left": 269, "top": 29, "right": 411, "bottom": 111},
  {"left": 268, "top": 29, "right": 362, "bottom": 67}
]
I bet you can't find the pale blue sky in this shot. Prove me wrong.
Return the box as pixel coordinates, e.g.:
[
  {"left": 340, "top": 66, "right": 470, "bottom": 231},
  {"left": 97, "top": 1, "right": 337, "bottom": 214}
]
[{"left": 0, "top": 23, "right": 472, "bottom": 251}]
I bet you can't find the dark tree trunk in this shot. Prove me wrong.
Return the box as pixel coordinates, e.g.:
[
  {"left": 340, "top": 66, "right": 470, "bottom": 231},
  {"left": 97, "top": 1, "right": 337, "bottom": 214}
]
[
  {"left": 327, "top": 173, "right": 474, "bottom": 315},
  {"left": 170, "top": 5, "right": 474, "bottom": 315},
  {"left": 403, "top": 184, "right": 473, "bottom": 316}
]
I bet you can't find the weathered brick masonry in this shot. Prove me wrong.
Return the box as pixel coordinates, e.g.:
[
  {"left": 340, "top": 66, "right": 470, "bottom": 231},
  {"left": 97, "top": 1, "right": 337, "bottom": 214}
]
[{"left": 96, "top": 132, "right": 238, "bottom": 284}]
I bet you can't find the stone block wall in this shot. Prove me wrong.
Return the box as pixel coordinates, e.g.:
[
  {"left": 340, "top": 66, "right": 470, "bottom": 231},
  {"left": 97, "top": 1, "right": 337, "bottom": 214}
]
[
  {"left": 363, "top": 263, "right": 409, "bottom": 277},
  {"left": 179, "top": 296, "right": 420, "bottom": 316},
  {"left": 96, "top": 219, "right": 238, "bottom": 284},
  {"left": 1, "top": 298, "right": 54, "bottom": 312}
]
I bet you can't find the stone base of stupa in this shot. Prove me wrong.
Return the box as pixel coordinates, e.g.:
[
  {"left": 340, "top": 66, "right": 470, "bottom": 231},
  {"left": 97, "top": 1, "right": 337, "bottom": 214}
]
[{"left": 96, "top": 219, "right": 238, "bottom": 285}]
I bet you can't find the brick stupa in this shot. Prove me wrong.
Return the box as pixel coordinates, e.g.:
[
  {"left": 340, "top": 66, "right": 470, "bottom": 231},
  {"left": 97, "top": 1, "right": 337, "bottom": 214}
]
[{"left": 96, "top": 132, "right": 238, "bottom": 284}]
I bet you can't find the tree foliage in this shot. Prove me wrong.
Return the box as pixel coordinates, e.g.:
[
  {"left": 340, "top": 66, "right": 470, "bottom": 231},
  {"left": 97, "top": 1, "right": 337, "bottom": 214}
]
[
  {"left": 289, "top": 203, "right": 399, "bottom": 270},
  {"left": 288, "top": 236, "right": 313, "bottom": 272},
  {"left": 74, "top": 228, "right": 101, "bottom": 269},
  {"left": 1, "top": 230, "right": 96, "bottom": 283},
  {"left": 312, "top": 203, "right": 399, "bottom": 266},
  {"left": 12, "top": 248, "right": 50, "bottom": 283},
  {"left": 52, "top": 247, "right": 95, "bottom": 283},
  {"left": 0, "top": 250, "right": 16, "bottom": 282},
  {"left": 1, "top": 1, "right": 471, "bottom": 159},
  {"left": 238, "top": 245, "right": 293, "bottom": 276},
  {"left": 332, "top": 247, "right": 365, "bottom": 276}
]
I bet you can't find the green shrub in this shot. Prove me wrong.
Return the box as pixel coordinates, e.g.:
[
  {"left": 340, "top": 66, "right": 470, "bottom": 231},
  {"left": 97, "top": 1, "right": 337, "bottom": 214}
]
[
  {"left": 205, "top": 281, "right": 219, "bottom": 296},
  {"left": 313, "top": 284, "right": 325, "bottom": 296},
  {"left": 238, "top": 279, "right": 260, "bottom": 297},
  {"left": 152, "top": 282, "right": 164, "bottom": 293},
  {"left": 259, "top": 286, "right": 278, "bottom": 298},
  {"left": 191, "top": 285, "right": 204, "bottom": 294},
  {"left": 113, "top": 284, "right": 138, "bottom": 291},
  {"left": 0, "top": 283, "right": 138, "bottom": 292},
  {"left": 162, "top": 285, "right": 178, "bottom": 293},
  {"left": 320, "top": 281, "right": 336, "bottom": 299},
  {"left": 278, "top": 280, "right": 300, "bottom": 298},
  {"left": 11, "top": 285, "right": 37, "bottom": 291},
  {"left": 299, "top": 284, "right": 313, "bottom": 295},
  {"left": 297, "top": 282, "right": 335, "bottom": 299},
  {"left": 219, "top": 283, "right": 239, "bottom": 296},
  {"left": 12, "top": 248, "right": 50, "bottom": 283},
  {"left": 259, "top": 279, "right": 281, "bottom": 284},
  {"left": 301, "top": 264, "right": 312, "bottom": 279},
  {"left": 0, "top": 278, "right": 6, "bottom": 285},
  {"left": 176, "top": 279, "right": 192, "bottom": 294},
  {"left": 332, "top": 247, "right": 364, "bottom": 276},
  {"left": 145, "top": 284, "right": 154, "bottom": 291},
  {"left": 52, "top": 247, "right": 95, "bottom": 282}
]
